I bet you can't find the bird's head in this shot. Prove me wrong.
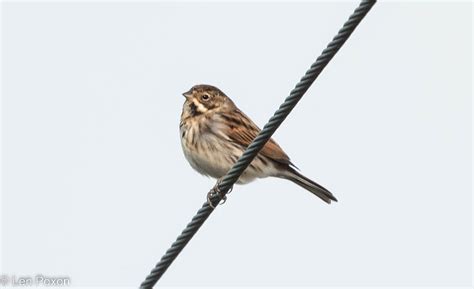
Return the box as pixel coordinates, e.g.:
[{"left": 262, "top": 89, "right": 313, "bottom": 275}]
[{"left": 182, "top": 84, "right": 231, "bottom": 117}]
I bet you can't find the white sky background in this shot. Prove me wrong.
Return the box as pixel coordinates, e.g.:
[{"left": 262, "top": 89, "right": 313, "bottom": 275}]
[{"left": 1, "top": 1, "right": 472, "bottom": 288}]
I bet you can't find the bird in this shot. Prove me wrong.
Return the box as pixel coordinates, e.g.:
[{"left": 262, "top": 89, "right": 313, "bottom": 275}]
[{"left": 179, "top": 84, "right": 337, "bottom": 206}]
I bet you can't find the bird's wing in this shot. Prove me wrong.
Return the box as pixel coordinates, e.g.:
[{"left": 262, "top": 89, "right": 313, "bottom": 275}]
[{"left": 226, "top": 109, "right": 291, "bottom": 165}]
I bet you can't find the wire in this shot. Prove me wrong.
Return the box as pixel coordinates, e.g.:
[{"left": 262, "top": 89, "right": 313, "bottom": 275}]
[{"left": 140, "top": 1, "right": 376, "bottom": 287}]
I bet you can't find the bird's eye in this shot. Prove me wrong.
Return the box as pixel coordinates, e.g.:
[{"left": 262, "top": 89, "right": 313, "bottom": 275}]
[{"left": 201, "top": 94, "right": 210, "bottom": 101}]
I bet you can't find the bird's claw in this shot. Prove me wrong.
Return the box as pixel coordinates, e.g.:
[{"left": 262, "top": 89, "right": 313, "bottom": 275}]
[{"left": 207, "top": 180, "right": 233, "bottom": 208}]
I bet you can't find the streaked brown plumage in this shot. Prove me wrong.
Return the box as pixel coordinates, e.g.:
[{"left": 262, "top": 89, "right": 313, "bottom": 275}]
[{"left": 179, "top": 84, "right": 337, "bottom": 204}]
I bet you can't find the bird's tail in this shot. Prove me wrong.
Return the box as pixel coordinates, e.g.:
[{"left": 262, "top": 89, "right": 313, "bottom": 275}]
[{"left": 279, "top": 167, "right": 337, "bottom": 204}]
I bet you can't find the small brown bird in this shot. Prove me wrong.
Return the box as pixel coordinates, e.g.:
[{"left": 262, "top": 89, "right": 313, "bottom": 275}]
[{"left": 180, "top": 84, "right": 337, "bottom": 205}]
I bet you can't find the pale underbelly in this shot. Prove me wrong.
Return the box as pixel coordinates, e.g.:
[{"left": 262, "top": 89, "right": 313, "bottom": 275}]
[{"left": 180, "top": 133, "right": 275, "bottom": 184}]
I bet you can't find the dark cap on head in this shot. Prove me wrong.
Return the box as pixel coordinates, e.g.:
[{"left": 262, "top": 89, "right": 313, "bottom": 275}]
[{"left": 182, "top": 84, "right": 227, "bottom": 98}]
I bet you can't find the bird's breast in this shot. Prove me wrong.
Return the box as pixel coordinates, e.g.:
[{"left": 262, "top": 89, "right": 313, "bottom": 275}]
[{"left": 180, "top": 116, "right": 235, "bottom": 179}]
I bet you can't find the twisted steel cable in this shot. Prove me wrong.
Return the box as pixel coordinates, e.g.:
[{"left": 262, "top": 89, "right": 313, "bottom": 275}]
[{"left": 140, "top": 1, "right": 375, "bottom": 287}]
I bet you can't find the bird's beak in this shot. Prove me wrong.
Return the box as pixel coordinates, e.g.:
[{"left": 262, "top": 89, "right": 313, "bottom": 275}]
[{"left": 182, "top": 90, "right": 192, "bottom": 99}]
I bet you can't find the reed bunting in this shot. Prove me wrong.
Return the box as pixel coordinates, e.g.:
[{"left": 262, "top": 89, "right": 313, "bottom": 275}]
[{"left": 180, "top": 84, "right": 337, "bottom": 206}]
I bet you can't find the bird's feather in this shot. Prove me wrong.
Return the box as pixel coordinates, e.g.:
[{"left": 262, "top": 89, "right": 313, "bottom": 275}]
[{"left": 224, "top": 109, "right": 291, "bottom": 165}]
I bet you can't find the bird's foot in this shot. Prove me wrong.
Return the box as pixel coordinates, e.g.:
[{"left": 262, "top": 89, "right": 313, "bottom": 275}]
[{"left": 207, "top": 179, "right": 233, "bottom": 208}]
